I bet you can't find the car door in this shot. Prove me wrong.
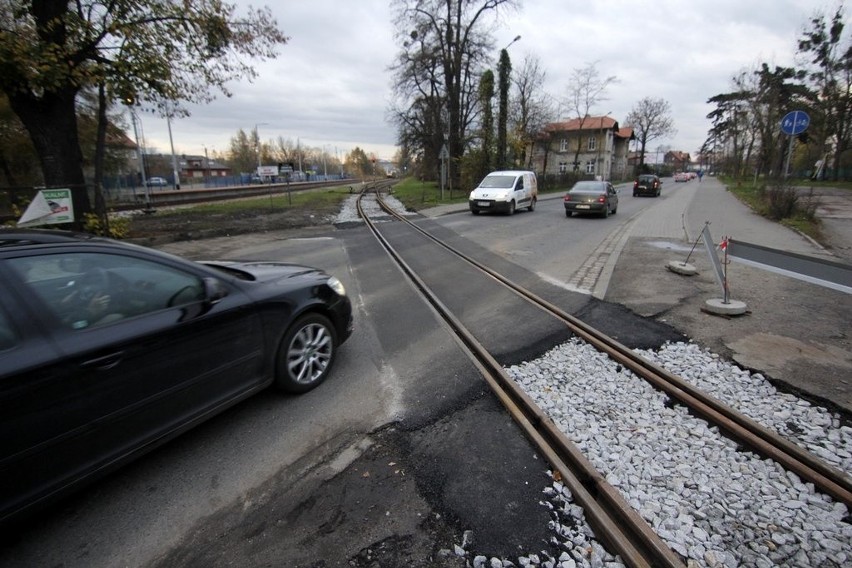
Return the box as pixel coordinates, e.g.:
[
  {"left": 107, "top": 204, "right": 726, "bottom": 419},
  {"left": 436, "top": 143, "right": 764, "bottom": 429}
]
[
  {"left": 0, "top": 267, "right": 90, "bottom": 523},
  {"left": 0, "top": 247, "right": 266, "bottom": 521},
  {"left": 513, "top": 174, "right": 529, "bottom": 207}
]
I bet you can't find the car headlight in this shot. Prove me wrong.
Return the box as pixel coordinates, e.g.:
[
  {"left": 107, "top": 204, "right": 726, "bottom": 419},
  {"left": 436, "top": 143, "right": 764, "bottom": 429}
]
[{"left": 327, "top": 276, "right": 346, "bottom": 296}]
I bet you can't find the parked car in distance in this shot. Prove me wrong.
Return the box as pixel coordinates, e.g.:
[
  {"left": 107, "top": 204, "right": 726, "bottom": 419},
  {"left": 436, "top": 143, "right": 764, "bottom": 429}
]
[
  {"left": 674, "top": 172, "right": 690, "bottom": 182},
  {"left": 0, "top": 229, "right": 354, "bottom": 527},
  {"left": 564, "top": 180, "right": 619, "bottom": 218},
  {"left": 633, "top": 174, "right": 662, "bottom": 197},
  {"left": 146, "top": 176, "right": 168, "bottom": 187},
  {"left": 469, "top": 170, "right": 538, "bottom": 215}
]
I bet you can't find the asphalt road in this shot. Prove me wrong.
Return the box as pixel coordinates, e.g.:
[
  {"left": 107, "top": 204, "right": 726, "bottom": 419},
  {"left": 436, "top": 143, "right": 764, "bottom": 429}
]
[{"left": 1, "top": 176, "right": 849, "bottom": 567}]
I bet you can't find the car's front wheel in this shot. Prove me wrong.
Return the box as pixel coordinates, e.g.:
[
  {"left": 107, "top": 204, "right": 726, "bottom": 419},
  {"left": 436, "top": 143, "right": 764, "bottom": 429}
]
[
  {"left": 565, "top": 210, "right": 572, "bottom": 217},
  {"left": 275, "top": 313, "right": 338, "bottom": 393},
  {"left": 507, "top": 201, "right": 516, "bottom": 215}
]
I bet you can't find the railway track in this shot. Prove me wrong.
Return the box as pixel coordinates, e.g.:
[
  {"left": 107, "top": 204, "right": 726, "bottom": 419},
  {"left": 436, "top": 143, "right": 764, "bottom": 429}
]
[{"left": 355, "top": 187, "right": 852, "bottom": 567}]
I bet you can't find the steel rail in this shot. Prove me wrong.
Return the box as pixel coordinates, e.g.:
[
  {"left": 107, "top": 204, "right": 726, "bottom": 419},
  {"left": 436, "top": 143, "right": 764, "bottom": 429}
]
[
  {"left": 356, "top": 190, "right": 686, "bottom": 568},
  {"left": 371, "top": 189, "right": 852, "bottom": 510}
]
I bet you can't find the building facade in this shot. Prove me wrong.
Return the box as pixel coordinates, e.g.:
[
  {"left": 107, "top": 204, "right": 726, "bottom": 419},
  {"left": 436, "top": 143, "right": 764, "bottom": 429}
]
[{"left": 530, "top": 116, "right": 635, "bottom": 181}]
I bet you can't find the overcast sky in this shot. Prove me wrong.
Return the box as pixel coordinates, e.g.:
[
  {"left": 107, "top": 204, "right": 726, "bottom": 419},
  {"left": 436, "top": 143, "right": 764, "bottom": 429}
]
[{"left": 136, "top": 0, "right": 845, "bottom": 163}]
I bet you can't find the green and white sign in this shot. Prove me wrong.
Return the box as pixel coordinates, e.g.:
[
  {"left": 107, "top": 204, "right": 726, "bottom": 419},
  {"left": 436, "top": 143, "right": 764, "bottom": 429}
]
[{"left": 17, "top": 189, "right": 75, "bottom": 227}]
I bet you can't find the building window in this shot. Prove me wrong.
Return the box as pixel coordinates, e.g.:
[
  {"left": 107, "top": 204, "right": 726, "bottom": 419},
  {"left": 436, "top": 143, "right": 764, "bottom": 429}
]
[
  {"left": 558, "top": 162, "right": 568, "bottom": 173},
  {"left": 587, "top": 136, "right": 596, "bottom": 151},
  {"left": 585, "top": 161, "right": 595, "bottom": 174},
  {"left": 559, "top": 139, "right": 568, "bottom": 152}
]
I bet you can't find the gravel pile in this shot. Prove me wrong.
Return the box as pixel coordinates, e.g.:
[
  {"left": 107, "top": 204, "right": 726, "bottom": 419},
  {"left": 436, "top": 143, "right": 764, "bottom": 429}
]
[
  {"left": 333, "top": 193, "right": 416, "bottom": 224},
  {"left": 471, "top": 340, "right": 852, "bottom": 567}
]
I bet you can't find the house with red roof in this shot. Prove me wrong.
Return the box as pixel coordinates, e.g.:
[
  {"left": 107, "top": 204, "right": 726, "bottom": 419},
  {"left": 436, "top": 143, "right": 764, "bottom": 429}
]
[{"left": 530, "top": 115, "right": 635, "bottom": 181}]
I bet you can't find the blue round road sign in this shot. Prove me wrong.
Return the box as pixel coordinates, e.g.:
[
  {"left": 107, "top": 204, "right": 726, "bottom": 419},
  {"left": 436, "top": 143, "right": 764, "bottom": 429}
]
[{"left": 781, "top": 110, "right": 810, "bottom": 136}]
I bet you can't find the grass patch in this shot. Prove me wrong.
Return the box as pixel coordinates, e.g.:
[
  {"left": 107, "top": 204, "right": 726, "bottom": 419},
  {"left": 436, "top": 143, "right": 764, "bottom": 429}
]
[
  {"left": 389, "top": 177, "right": 469, "bottom": 211},
  {"left": 721, "top": 176, "right": 824, "bottom": 242}
]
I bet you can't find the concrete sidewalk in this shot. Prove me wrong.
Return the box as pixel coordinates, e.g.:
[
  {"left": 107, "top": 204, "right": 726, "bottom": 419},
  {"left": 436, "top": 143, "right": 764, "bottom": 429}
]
[{"left": 605, "top": 177, "right": 851, "bottom": 415}]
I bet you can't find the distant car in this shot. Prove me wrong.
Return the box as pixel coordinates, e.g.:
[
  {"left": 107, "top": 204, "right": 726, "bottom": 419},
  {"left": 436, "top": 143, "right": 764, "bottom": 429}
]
[
  {"left": 0, "top": 229, "right": 354, "bottom": 526},
  {"left": 633, "top": 174, "right": 662, "bottom": 197},
  {"left": 146, "top": 177, "right": 168, "bottom": 187},
  {"left": 674, "top": 172, "right": 689, "bottom": 182},
  {"left": 564, "top": 180, "right": 619, "bottom": 218}
]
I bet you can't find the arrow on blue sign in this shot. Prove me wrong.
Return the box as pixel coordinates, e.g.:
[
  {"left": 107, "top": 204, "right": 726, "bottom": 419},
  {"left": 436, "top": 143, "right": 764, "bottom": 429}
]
[{"left": 781, "top": 110, "right": 810, "bottom": 136}]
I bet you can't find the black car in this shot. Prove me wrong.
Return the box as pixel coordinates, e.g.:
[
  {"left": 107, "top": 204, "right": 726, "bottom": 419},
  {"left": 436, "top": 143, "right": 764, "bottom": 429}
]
[
  {"left": 633, "top": 174, "right": 661, "bottom": 197},
  {"left": 563, "top": 180, "right": 619, "bottom": 218},
  {"left": 0, "top": 229, "right": 353, "bottom": 526}
]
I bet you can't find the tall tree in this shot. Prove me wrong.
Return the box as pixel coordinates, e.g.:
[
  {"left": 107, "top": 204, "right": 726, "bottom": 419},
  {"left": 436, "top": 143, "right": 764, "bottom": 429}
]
[
  {"left": 510, "top": 55, "right": 555, "bottom": 169},
  {"left": 705, "top": 90, "right": 751, "bottom": 178},
  {"left": 562, "top": 62, "right": 618, "bottom": 172},
  {"left": 228, "top": 129, "right": 256, "bottom": 175},
  {"left": 753, "top": 64, "right": 810, "bottom": 177},
  {"left": 479, "top": 69, "right": 495, "bottom": 174},
  {"left": 0, "top": 94, "right": 39, "bottom": 188},
  {"left": 390, "top": 0, "right": 517, "bottom": 186},
  {"left": 798, "top": 6, "right": 852, "bottom": 180},
  {"left": 0, "top": 0, "right": 287, "bottom": 225},
  {"left": 496, "top": 47, "right": 512, "bottom": 170},
  {"left": 625, "top": 97, "right": 676, "bottom": 170}
]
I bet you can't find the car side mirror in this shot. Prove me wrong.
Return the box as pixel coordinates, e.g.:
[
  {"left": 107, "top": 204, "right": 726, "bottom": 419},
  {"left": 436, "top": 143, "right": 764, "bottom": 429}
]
[{"left": 202, "top": 277, "right": 229, "bottom": 304}]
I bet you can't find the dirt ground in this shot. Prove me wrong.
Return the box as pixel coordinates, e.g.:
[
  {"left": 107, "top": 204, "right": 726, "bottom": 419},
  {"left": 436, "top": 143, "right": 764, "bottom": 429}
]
[{"left": 125, "top": 201, "right": 342, "bottom": 247}]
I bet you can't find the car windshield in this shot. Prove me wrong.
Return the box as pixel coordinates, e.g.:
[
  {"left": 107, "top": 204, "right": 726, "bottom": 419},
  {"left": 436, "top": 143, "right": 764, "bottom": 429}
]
[
  {"left": 570, "top": 181, "right": 605, "bottom": 193},
  {"left": 479, "top": 175, "right": 515, "bottom": 189},
  {"left": 639, "top": 176, "right": 655, "bottom": 182}
]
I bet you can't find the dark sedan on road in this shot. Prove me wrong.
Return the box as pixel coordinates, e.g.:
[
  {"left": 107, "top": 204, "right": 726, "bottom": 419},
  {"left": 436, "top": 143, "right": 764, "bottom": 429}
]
[
  {"left": 633, "top": 174, "right": 661, "bottom": 197},
  {"left": 564, "top": 180, "right": 619, "bottom": 218},
  {"left": 0, "top": 229, "right": 353, "bottom": 526}
]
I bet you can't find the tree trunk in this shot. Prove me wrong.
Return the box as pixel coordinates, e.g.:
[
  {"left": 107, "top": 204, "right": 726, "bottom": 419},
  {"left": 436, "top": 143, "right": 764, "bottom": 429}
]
[{"left": 7, "top": 86, "right": 91, "bottom": 228}]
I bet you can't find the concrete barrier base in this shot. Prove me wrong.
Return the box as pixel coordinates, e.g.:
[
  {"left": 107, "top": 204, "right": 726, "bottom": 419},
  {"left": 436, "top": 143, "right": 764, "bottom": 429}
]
[
  {"left": 704, "top": 298, "right": 748, "bottom": 316},
  {"left": 666, "top": 261, "right": 698, "bottom": 275}
]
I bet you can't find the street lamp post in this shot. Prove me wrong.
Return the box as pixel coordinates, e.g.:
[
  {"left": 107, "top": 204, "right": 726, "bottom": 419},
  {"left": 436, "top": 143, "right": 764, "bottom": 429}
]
[{"left": 503, "top": 34, "right": 521, "bottom": 51}]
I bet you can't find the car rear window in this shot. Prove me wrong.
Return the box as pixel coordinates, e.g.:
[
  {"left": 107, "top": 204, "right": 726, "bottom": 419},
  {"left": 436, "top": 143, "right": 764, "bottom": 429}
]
[{"left": 571, "top": 182, "right": 605, "bottom": 192}]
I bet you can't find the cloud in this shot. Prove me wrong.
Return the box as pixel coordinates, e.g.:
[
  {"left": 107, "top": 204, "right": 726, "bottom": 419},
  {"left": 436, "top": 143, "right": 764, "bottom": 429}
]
[{"left": 137, "top": 0, "right": 844, "bottom": 162}]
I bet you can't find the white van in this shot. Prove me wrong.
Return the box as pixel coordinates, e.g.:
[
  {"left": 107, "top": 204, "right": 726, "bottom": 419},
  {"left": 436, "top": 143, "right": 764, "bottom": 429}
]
[{"left": 468, "top": 170, "right": 538, "bottom": 215}]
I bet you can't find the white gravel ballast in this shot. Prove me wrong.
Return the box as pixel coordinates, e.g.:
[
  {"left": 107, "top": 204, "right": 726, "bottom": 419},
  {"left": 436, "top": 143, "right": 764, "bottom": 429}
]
[{"left": 494, "top": 340, "right": 851, "bottom": 568}]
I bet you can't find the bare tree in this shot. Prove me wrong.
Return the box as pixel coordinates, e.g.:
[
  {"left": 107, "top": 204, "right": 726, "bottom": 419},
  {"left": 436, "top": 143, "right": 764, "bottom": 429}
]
[
  {"left": 798, "top": 6, "right": 852, "bottom": 180},
  {"left": 562, "top": 62, "right": 618, "bottom": 172},
  {"left": 510, "top": 54, "right": 556, "bottom": 169},
  {"left": 625, "top": 97, "right": 676, "bottom": 170},
  {"left": 389, "top": 0, "right": 518, "bottom": 185}
]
